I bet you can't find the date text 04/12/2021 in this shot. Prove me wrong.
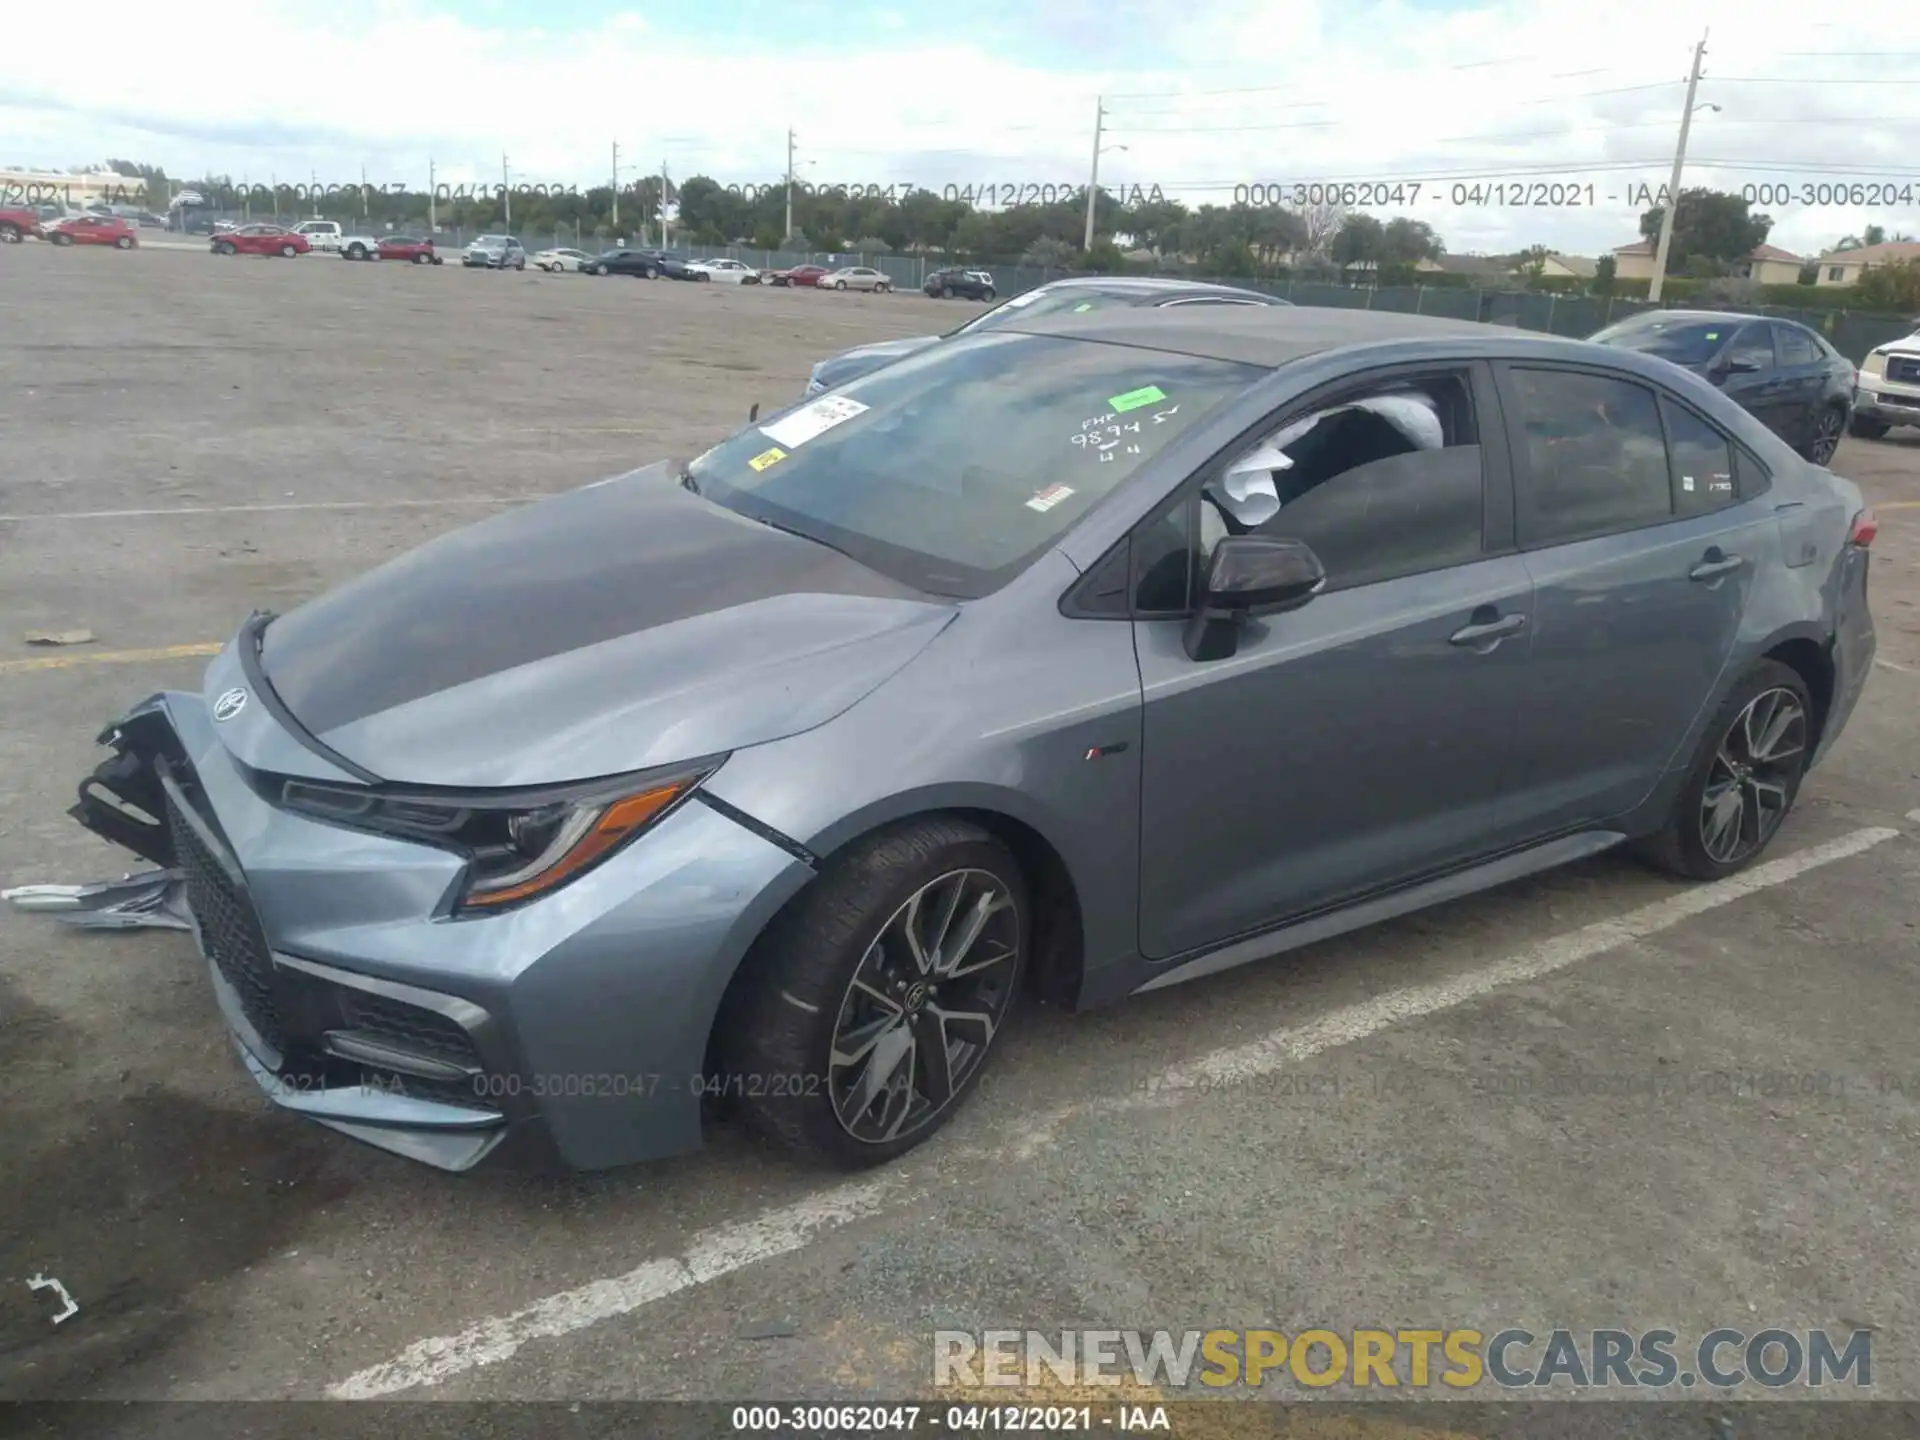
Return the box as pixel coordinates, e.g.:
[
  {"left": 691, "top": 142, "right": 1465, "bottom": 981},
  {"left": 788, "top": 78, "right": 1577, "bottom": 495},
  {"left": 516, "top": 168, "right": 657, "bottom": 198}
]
[{"left": 724, "top": 181, "right": 1174, "bottom": 207}]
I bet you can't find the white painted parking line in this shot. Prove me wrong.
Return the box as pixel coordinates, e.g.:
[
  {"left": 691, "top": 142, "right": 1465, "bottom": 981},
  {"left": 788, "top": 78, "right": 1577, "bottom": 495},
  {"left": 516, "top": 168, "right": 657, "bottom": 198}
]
[
  {"left": 1878, "top": 658, "right": 1917, "bottom": 676},
  {"left": 0, "top": 497, "right": 529, "bottom": 523},
  {"left": 326, "top": 824, "right": 1901, "bottom": 1399}
]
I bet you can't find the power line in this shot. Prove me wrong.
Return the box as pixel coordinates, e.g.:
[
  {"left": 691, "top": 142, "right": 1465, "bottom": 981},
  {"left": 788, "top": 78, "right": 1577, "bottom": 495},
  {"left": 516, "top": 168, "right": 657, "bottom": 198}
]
[
  {"left": 1101, "top": 54, "right": 1654, "bottom": 101},
  {"left": 1108, "top": 115, "right": 1920, "bottom": 138}
]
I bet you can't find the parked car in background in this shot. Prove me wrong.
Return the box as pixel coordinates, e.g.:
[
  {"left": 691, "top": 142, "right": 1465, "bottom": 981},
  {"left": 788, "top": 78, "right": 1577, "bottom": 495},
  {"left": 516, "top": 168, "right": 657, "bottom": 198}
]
[
  {"left": 532, "top": 247, "right": 592, "bottom": 272},
  {"left": 1586, "top": 310, "right": 1855, "bottom": 465},
  {"left": 820, "top": 266, "right": 893, "bottom": 293},
  {"left": 54, "top": 307, "right": 1875, "bottom": 1175},
  {"left": 582, "top": 247, "right": 661, "bottom": 277},
  {"left": 923, "top": 267, "right": 996, "bottom": 300},
  {"left": 1848, "top": 327, "right": 1920, "bottom": 440},
  {"left": 211, "top": 224, "right": 310, "bottom": 258},
  {"left": 463, "top": 235, "right": 526, "bottom": 270},
  {"left": 805, "top": 275, "right": 1291, "bottom": 395},
  {"left": 340, "top": 234, "right": 439, "bottom": 264},
  {"left": 45, "top": 214, "right": 139, "bottom": 249},
  {"left": 292, "top": 220, "right": 344, "bottom": 253},
  {"left": 768, "top": 263, "right": 829, "bottom": 288},
  {"left": 647, "top": 251, "right": 707, "bottom": 280},
  {"left": 687, "top": 256, "right": 761, "bottom": 284},
  {"left": 0, "top": 206, "right": 41, "bottom": 242}
]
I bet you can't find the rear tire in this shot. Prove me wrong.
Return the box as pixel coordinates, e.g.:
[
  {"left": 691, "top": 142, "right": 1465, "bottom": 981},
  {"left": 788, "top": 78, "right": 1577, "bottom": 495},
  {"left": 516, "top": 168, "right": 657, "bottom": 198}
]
[
  {"left": 982, "top": 288, "right": 996, "bottom": 301},
  {"left": 413, "top": 251, "right": 431, "bottom": 265},
  {"left": 115, "top": 235, "right": 133, "bottom": 250},
  {"left": 1848, "top": 414, "right": 1890, "bottom": 440},
  {"left": 1800, "top": 405, "right": 1845, "bottom": 465},
  {"left": 347, "top": 243, "right": 367, "bottom": 260},
  {"left": 1635, "top": 659, "right": 1814, "bottom": 882},
  {"left": 279, "top": 243, "right": 298, "bottom": 258},
  {"left": 0, "top": 223, "right": 20, "bottom": 243},
  {"left": 214, "top": 240, "right": 236, "bottom": 255},
  {"left": 50, "top": 232, "right": 72, "bottom": 246},
  {"left": 723, "top": 817, "right": 1028, "bottom": 1169}
]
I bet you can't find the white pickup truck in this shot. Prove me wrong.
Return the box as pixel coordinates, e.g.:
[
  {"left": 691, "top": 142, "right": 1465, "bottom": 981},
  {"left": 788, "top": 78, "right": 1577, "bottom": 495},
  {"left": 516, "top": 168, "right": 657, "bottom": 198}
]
[
  {"left": 1851, "top": 326, "right": 1920, "bottom": 439},
  {"left": 290, "top": 220, "right": 344, "bottom": 252}
]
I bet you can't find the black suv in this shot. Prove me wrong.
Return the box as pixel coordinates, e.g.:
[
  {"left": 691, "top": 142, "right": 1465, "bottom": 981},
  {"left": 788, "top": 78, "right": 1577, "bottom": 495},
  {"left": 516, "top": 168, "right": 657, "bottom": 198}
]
[{"left": 924, "top": 267, "right": 996, "bottom": 300}]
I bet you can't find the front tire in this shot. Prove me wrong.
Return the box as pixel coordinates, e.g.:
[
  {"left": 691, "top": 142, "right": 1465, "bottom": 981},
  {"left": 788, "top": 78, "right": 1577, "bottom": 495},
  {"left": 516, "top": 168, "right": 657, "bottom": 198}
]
[
  {"left": 280, "top": 243, "right": 298, "bottom": 258},
  {"left": 1636, "top": 660, "right": 1814, "bottom": 881},
  {"left": 0, "top": 223, "right": 20, "bottom": 243},
  {"left": 725, "top": 817, "right": 1027, "bottom": 1169},
  {"left": 214, "top": 240, "right": 236, "bottom": 255},
  {"left": 50, "top": 232, "right": 72, "bottom": 246},
  {"left": 1849, "top": 414, "right": 1890, "bottom": 440},
  {"left": 981, "top": 288, "right": 996, "bottom": 301},
  {"left": 347, "top": 243, "right": 368, "bottom": 260},
  {"left": 413, "top": 251, "right": 431, "bottom": 265},
  {"left": 115, "top": 235, "right": 134, "bottom": 250}
]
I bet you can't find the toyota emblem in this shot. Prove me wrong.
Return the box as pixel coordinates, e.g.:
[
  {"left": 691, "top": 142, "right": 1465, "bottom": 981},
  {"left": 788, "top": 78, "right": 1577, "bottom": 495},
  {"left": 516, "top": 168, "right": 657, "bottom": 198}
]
[{"left": 213, "top": 688, "right": 248, "bottom": 722}]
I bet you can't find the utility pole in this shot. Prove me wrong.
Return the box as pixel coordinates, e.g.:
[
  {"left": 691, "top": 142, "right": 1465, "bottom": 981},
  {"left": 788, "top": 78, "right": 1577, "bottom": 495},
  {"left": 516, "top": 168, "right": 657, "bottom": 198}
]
[
  {"left": 360, "top": 163, "right": 369, "bottom": 218},
  {"left": 503, "top": 152, "right": 511, "bottom": 226},
  {"left": 428, "top": 158, "right": 437, "bottom": 233},
  {"left": 611, "top": 141, "right": 620, "bottom": 229},
  {"left": 1082, "top": 97, "right": 1104, "bottom": 253},
  {"left": 1648, "top": 31, "right": 1709, "bottom": 304},
  {"left": 310, "top": 169, "right": 319, "bottom": 218},
  {"left": 660, "top": 158, "right": 669, "bottom": 247},
  {"left": 785, "top": 127, "right": 795, "bottom": 245}
]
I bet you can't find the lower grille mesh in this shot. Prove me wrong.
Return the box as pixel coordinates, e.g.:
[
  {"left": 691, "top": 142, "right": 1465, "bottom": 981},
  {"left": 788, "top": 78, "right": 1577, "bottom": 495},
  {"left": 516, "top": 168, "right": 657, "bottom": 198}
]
[{"left": 166, "top": 791, "right": 289, "bottom": 1053}]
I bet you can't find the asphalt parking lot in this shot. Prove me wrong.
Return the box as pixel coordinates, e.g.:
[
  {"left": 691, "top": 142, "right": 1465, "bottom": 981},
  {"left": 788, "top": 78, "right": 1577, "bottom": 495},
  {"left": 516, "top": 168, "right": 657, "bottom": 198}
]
[{"left": 3, "top": 244, "right": 1920, "bottom": 1426}]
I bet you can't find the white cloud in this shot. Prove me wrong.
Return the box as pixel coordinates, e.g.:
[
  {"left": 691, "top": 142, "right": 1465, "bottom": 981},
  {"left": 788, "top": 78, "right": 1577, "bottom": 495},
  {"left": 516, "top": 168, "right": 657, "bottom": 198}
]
[{"left": 5, "top": 0, "right": 1920, "bottom": 258}]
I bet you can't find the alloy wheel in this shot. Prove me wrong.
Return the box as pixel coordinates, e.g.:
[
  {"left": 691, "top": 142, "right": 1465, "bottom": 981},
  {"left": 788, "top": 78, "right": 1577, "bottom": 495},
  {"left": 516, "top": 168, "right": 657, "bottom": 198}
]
[
  {"left": 1809, "top": 409, "right": 1842, "bottom": 465},
  {"left": 827, "top": 868, "right": 1020, "bottom": 1146},
  {"left": 1699, "top": 687, "right": 1806, "bottom": 865}
]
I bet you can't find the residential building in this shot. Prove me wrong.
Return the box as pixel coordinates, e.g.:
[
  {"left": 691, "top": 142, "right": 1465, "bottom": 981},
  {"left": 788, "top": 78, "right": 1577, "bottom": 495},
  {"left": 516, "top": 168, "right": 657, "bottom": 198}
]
[
  {"left": 1610, "top": 238, "right": 1803, "bottom": 284},
  {"left": 1812, "top": 241, "right": 1920, "bottom": 287}
]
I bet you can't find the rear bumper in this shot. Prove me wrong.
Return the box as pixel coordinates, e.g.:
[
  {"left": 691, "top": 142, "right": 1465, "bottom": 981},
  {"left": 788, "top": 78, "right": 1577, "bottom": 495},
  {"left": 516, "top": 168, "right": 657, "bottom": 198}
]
[
  {"left": 71, "top": 673, "right": 812, "bottom": 1173},
  {"left": 1819, "top": 544, "right": 1876, "bottom": 768}
]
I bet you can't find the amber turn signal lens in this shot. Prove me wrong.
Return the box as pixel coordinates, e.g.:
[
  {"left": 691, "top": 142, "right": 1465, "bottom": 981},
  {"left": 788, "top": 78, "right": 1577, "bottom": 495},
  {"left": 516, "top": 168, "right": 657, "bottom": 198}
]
[{"left": 463, "top": 781, "right": 692, "bottom": 908}]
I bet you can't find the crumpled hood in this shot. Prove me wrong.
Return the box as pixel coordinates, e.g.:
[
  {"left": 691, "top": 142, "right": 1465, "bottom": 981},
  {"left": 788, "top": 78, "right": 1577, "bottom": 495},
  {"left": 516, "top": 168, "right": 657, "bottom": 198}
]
[{"left": 251, "top": 462, "right": 956, "bottom": 788}]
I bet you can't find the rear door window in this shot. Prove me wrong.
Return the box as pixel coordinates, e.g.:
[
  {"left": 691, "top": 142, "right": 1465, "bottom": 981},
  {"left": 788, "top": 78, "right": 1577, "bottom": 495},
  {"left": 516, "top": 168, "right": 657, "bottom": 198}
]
[
  {"left": 1661, "top": 399, "right": 1739, "bottom": 517},
  {"left": 1507, "top": 367, "right": 1674, "bottom": 545}
]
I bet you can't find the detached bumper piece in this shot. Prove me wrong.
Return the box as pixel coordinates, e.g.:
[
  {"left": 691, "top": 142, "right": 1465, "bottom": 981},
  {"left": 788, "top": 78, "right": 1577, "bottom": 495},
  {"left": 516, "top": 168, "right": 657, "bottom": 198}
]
[{"left": 1, "top": 869, "right": 189, "bottom": 931}]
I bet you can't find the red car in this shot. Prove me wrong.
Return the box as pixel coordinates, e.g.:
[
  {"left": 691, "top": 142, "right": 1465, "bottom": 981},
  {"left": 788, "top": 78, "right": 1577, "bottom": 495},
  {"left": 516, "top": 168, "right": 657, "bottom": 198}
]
[
  {"left": 45, "top": 214, "right": 138, "bottom": 249},
  {"left": 771, "top": 263, "right": 829, "bottom": 288},
  {"left": 0, "top": 206, "right": 42, "bottom": 243},
  {"left": 377, "top": 235, "right": 440, "bottom": 264},
  {"left": 211, "top": 224, "right": 310, "bottom": 258}
]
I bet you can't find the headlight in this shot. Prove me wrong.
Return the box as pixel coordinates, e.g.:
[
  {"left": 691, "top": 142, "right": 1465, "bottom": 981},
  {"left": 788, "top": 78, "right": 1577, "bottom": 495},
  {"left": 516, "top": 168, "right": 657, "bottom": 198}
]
[
  {"left": 278, "top": 762, "right": 719, "bottom": 912},
  {"left": 1861, "top": 352, "right": 1886, "bottom": 379}
]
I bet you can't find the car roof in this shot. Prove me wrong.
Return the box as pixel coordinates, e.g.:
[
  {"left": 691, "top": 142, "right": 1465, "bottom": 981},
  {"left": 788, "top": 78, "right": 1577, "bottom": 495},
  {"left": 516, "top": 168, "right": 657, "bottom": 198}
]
[
  {"left": 996, "top": 304, "right": 1579, "bottom": 368},
  {"left": 1040, "top": 275, "right": 1277, "bottom": 300}
]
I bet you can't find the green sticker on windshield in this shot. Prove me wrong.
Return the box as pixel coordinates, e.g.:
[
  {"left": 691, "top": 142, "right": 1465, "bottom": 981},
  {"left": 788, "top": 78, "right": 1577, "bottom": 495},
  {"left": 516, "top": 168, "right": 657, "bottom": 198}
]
[
  {"left": 1108, "top": 385, "right": 1168, "bottom": 413},
  {"left": 1704, "top": 331, "right": 1719, "bottom": 340},
  {"left": 1073, "top": 301, "right": 1095, "bottom": 312}
]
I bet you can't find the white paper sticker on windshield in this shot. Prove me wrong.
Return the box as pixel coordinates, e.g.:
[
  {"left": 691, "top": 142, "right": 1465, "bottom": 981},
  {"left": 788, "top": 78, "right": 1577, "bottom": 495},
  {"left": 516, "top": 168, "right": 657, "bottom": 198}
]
[
  {"left": 760, "top": 395, "right": 868, "bottom": 450},
  {"left": 1003, "top": 290, "right": 1044, "bottom": 307},
  {"left": 1027, "top": 483, "right": 1075, "bottom": 512}
]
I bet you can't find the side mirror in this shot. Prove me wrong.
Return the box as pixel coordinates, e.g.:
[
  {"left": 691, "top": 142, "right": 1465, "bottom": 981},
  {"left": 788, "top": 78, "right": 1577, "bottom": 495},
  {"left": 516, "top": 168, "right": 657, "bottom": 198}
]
[
  {"left": 1723, "top": 355, "right": 1763, "bottom": 376},
  {"left": 1182, "top": 535, "right": 1327, "bottom": 662}
]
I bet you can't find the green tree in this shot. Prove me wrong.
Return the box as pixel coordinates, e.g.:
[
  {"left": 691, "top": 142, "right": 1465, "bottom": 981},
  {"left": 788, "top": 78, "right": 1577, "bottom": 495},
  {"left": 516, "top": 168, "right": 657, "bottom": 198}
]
[
  {"left": 1637, "top": 188, "right": 1770, "bottom": 273},
  {"left": 1590, "top": 253, "right": 1616, "bottom": 295},
  {"left": 1856, "top": 258, "right": 1920, "bottom": 311}
]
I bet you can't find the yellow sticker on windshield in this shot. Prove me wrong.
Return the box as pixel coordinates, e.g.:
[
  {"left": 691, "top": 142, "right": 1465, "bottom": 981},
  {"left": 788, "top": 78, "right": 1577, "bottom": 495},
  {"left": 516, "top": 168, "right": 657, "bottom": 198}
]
[{"left": 749, "top": 446, "right": 787, "bottom": 472}]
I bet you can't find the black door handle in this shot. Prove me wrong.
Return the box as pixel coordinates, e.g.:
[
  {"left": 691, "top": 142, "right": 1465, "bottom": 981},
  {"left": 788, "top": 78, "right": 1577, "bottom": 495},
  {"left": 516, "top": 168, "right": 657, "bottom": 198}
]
[
  {"left": 1689, "top": 551, "right": 1746, "bottom": 582},
  {"left": 1449, "top": 611, "right": 1527, "bottom": 647}
]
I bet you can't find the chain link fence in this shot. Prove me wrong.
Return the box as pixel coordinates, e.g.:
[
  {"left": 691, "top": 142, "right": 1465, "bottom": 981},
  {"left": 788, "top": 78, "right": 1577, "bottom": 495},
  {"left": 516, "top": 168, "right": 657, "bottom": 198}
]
[{"left": 158, "top": 212, "right": 1915, "bottom": 364}]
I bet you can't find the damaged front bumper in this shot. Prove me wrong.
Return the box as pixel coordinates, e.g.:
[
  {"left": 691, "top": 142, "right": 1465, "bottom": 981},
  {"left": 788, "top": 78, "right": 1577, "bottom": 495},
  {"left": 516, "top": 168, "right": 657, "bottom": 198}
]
[{"left": 14, "top": 640, "right": 815, "bottom": 1174}]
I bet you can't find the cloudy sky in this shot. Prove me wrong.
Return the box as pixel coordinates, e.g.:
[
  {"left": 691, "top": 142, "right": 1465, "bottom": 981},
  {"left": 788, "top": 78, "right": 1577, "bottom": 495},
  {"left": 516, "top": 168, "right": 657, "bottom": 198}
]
[{"left": 4, "top": 0, "right": 1919, "bottom": 259}]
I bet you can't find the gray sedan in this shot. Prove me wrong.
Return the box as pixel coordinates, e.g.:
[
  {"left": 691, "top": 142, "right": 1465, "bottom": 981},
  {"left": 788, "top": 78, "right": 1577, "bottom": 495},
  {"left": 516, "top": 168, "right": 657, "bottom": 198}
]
[
  {"left": 52, "top": 306, "right": 1875, "bottom": 1175},
  {"left": 818, "top": 265, "right": 893, "bottom": 292}
]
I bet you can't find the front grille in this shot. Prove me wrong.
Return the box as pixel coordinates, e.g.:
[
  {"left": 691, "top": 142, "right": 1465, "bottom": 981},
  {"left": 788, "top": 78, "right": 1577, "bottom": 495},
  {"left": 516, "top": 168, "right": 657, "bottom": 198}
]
[
  {"left": 1887, "top": 355, "right": 1920, "bottom": 386},
  {"left": 165, "top": 790, "right": 289, "bottom": 1054}
]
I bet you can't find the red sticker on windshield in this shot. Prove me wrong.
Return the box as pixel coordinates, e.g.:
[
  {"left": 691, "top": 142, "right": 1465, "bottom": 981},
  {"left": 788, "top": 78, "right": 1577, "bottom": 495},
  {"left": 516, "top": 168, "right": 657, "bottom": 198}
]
[{"left": 1027, "top": 484, "right": 1075, "bottom": 513}]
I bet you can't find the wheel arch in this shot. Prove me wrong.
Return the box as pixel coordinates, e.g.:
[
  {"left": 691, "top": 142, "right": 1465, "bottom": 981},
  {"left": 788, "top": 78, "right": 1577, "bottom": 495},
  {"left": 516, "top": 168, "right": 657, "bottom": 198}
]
[
  {"left": 697, "top": 789, "right": 1090, "bottom": 1090},
  {"left": 1757, "top": 627, "right": 1836, "bottom": 756}
]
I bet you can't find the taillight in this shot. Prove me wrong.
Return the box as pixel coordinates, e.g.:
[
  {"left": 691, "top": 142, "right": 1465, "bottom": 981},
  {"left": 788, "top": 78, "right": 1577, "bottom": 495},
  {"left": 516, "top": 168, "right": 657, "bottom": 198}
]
[{"left": 1848, "top": 508, "right": 1877, "bottom": 548}]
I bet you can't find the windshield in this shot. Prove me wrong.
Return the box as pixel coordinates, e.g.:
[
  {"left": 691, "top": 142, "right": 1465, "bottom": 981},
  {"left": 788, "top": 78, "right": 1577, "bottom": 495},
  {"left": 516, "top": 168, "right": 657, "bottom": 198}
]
[
  {"left": 1589, "top": 315, "right": 1734, "bottom": 365},
  {"left": 686, "top": 332, "right": 1265, "bottom": 597}
]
